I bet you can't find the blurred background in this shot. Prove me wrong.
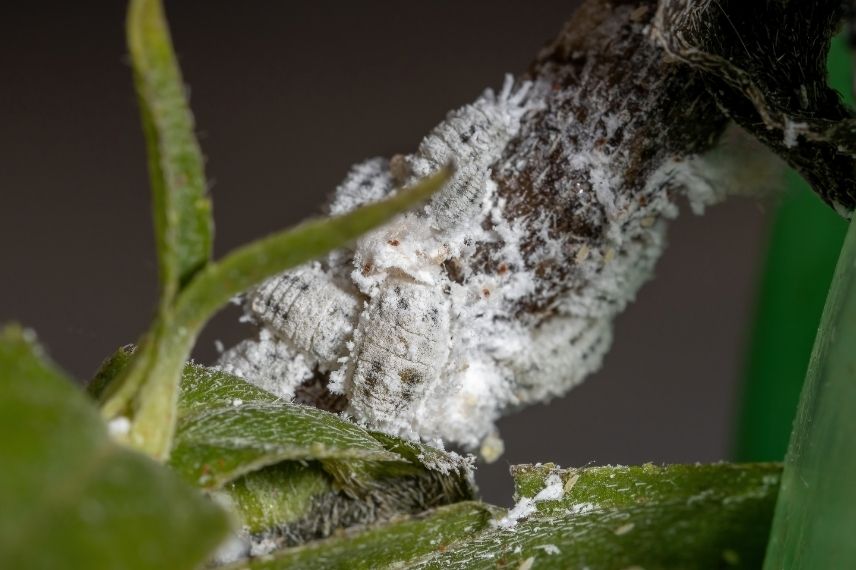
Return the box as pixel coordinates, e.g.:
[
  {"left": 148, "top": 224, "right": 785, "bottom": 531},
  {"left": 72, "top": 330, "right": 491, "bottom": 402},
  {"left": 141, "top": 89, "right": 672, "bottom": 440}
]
[{"left": 0, "top": 1, "right": 784, "bottom": 504}]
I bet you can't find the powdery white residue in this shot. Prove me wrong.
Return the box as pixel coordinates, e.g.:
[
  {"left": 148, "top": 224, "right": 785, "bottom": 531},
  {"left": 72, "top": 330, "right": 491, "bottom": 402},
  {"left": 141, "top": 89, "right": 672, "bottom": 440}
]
[
  {"left": 107, "top": 416, "right": 131, "bottom": 438},
  {"left": 327, "top": 158, "right": 395, "bottom": 216},
  {"left": 534, "top": 473, "right": 565, "bottom": 501},
  {"left": 216, "top": 328, "right": 314, "bottom": 400},
  {"left": 538, "top": 544, "right": 561, "bottom": 555},
  {"left": 495, "top": 473, "right": 565, "bottom": 530},
  {"left": 248, "top": 535, "right": 280, "bottom": 558},
  {"left": 495, "top": 498, "right": 536, "bottom": 530},
  {"left": 783, "top": 118, "right": 808, "bottom": 149},
  {"left": 209, "top": 532, "right": 250, "bottom": 566},
  {"left": 569, "top": 502, "right": 596, "bottom": 515}
]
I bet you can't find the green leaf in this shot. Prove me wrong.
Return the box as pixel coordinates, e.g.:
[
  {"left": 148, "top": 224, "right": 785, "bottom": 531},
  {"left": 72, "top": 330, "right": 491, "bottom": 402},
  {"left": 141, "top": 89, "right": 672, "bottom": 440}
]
[
  {"left": 171, "top": 365, "right": 400, "bottom": 491},
  {"left": 128, "top": 0, "right": 212, "bottom": 296},
  {"left": 170, "top": 401, "right": 401, "bottom": 489},
  {"left": 0, "top": 325, "right": 229, "bottom": 570},
  {"left": 764, "top": 217, "right": 856, "bottom": 567},
  {"left": 169, "top": 366, "right": 476, "bottom": 555},
  {"left": 409, "top": 463, "right": 780, "bottom": 569},
  {"left": 177, "top": 361, "right": 280, "bottom": 414},
  {"left": 168, "top": 365, "right": 473, "bottom": 495},
  {"left": 222, "top": 502, "right": 499, "bottom": 570},
  {"left": 87, "top": 344, "right": 136, "bottom": 401},
  {"left": 217, "top": 457, "right": 476, "bottom": 552},
  {"left": 218, "top": 462, "right": 333, "bottom": 535}
]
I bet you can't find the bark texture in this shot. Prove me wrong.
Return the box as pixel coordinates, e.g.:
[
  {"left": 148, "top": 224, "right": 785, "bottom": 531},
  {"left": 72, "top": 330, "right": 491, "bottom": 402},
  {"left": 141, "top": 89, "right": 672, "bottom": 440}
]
[{"left": 655, "top": 0, "right": 856, "bottom": 214}]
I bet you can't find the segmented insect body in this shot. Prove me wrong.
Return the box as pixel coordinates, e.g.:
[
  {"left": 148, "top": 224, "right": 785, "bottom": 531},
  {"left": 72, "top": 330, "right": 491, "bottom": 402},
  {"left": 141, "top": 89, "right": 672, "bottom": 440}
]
[
  {"left": 346, "top": 280, "right": 451, "bottom": 436},
  {"left": 407, "top": 77, "right": 538, "bottom": 230},
  {"left": 218, "top": 76, "right": 546, "bottom": 450},
  {"left": 248, "top": 265, "right": 360, "bottom": 369}
]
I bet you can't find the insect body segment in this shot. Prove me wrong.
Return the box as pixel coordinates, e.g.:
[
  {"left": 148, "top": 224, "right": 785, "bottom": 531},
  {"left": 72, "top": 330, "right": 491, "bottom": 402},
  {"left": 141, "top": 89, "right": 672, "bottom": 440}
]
[
  {"left": 249, "top": 265, "right": 360, "bottom": 369},
  {"left": 409, "top": 76, "right": 539, "bottom": 231},
  {"left": 347, "top": 280, "right": 451, "bottom": 435}
]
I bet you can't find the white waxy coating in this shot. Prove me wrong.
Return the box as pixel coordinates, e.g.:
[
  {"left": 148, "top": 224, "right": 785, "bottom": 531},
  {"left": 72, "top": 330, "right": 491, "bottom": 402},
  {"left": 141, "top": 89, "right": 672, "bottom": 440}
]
[
  {"left": 217, "top": 328, "right": 315, "bottom": 400},
  {"left": 346, "top": 280, "right": 451, "bottom": 437},
  {"left": 249, "top": 265, "right": 360, "bottom": 369},
  {"left": 409, "top": 77, "right": 537, "bottom": 230}
]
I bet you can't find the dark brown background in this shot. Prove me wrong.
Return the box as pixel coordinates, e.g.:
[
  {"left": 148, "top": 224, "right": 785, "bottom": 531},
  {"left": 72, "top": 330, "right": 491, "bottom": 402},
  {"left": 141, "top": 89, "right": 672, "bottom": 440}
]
[{"left": 0, "top": 1, "right": 770, "bottom": 504}]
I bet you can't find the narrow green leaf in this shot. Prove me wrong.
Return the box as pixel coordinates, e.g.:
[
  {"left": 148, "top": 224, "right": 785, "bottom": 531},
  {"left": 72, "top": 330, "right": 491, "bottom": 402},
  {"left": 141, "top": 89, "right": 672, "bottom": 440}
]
[
  {"left": 128, "top": 0, "right": 212, "bottom": 295},
  {"left": 99, "top": 167, "right": 450, "bottom": 461},
  {"left": 764, "top": 216, "right": 856, "bottom": 567},
  {"left": 410, "top": 463, "right": 780, "bottom": 569},
  {"left": 223, "top": 502, "right": 499, "bottom": 570},
  {"left": 0, "top": 325, "right": 229, "bottom": 570}
]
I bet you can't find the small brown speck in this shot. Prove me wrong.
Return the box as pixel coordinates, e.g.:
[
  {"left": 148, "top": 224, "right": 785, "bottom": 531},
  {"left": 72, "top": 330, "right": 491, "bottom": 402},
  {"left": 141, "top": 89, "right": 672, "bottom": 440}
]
[
  {"left": 497, "top": 263, "right": 509, "bottom": 275},
  {"left": 630, "top": 5, "right": 650, "bottom": 22},
  {"left": 362, "top": 262, "right": 373, "bottom": 275},
  {"left": 388, "top": 239, "right": 400, "bottom": 246},
  {"left": 390, "top": 154, "right": 411, "bottom": 184},
  {"left": 482, "top": 288, "right": 491, "bottom": 298}
]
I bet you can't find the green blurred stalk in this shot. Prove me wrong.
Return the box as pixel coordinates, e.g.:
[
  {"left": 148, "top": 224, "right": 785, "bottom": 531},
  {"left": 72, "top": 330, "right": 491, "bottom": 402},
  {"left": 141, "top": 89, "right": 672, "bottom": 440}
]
[
  {"left": 734, "top": 35, "right": 851, "bottom": 462},
  {"left": 763, "top": 203, "right": 856, "bottom": 568}
]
